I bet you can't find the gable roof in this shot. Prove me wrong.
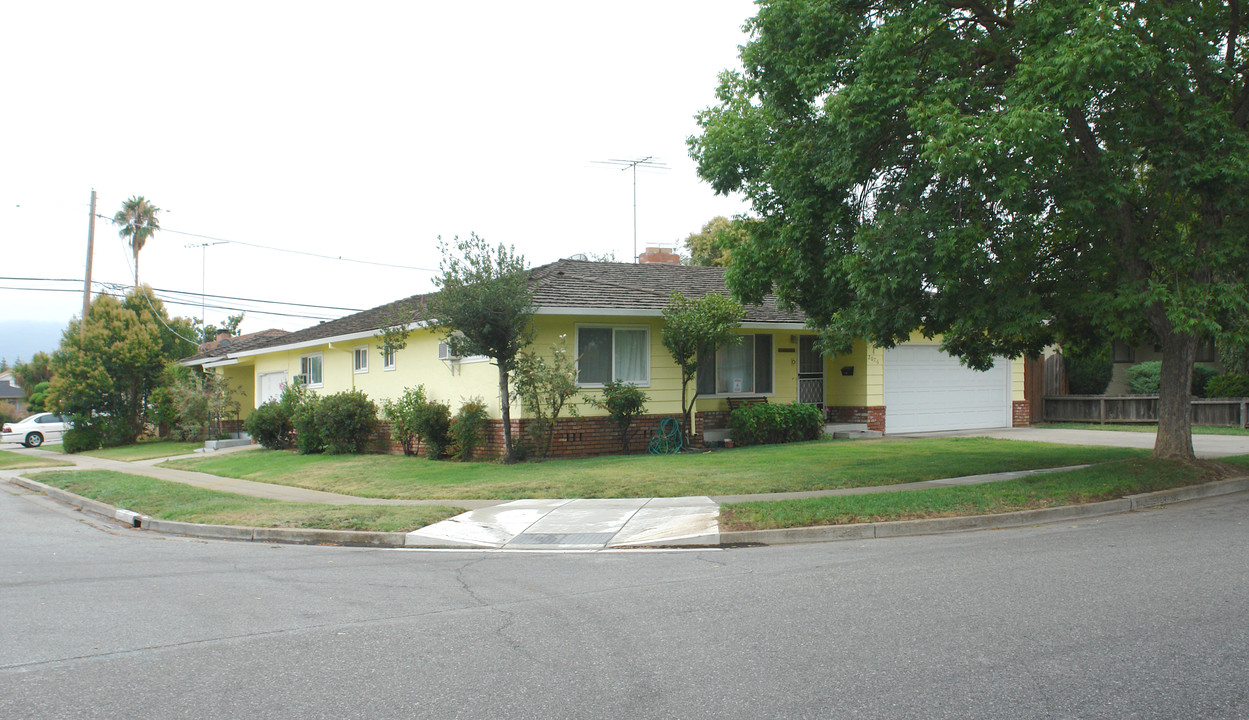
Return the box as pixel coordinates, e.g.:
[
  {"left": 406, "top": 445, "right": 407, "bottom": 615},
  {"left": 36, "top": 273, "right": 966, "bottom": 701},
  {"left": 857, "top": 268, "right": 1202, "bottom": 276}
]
[
  {"left": 0, "top": 380, "right": 23, "bottom": 400},
  {"left": 181, "top": 260, "right": 806, "bottom": 365}
]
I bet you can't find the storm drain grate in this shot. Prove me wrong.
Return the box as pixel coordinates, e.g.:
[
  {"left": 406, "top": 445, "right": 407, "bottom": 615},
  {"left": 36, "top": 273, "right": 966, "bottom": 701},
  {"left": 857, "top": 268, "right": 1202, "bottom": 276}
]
[{"left": 508, "top": 532, "right": 616, "bottom": 546}]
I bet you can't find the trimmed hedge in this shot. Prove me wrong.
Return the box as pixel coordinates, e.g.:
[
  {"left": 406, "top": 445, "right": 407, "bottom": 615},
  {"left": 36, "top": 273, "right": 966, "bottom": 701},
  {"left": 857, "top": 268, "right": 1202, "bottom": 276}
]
[
  {"left": 245, "top": 400, "right": 295, "bottom": 450},
  {"left": 728, "top": 402, "right": 823, "bottom": 446},
  {"left": 1206, "top": 374, "right": 1249, "bottom": 398},
  {"left": 62, "top": 426, "right": 102, "bottom": 454}
]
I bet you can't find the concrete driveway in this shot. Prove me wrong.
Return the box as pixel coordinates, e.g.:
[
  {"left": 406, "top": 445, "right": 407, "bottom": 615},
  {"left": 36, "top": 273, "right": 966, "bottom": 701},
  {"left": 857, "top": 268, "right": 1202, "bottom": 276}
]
[{"left": 896, "top": 426, "right": 1249, "bottom": 458}]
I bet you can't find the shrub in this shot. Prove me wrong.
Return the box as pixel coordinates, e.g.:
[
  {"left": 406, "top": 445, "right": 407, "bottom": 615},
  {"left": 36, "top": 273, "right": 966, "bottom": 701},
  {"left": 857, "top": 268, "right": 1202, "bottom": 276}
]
[
  {"left": 513, "top": 337, "right": 580, "bottom": 459},
  {"left": 728, "top": 402, "right": 823, "bottom": 446},
  {"left": 26, "top": 381, "right": 51, "bottom": 414},
  {"left": 245, "top": 400, "right": 295, "bottom": 449},
  {"left": 62, "top": 425, "right": 102, "bottom": 454},
  {"left": 412, "top": 400, "right": 452, "bottom": 459},
  {"left": 1126, "top": 361, "right": 1219, "bottom": 397},
  {"left": 1206, "top": 373, "right": 1249, "bottom": 398},
  {"left": 293, "top": 394, "right": 324, "bottom": 454},
  {"left": 381, "top": 386, "right": 428, "bottom": 456},
  {"left": 585, "top": 380, "right": 650, "bottom": 452},
  {"left": 315, "top": 390, "right": 378, "bottom": 454},
  {"left": 1064, "top": 348, "right": 1112, "bottom": 395},
  {"left": 450, "top": 399, "right": 490, "bottom": 461}
]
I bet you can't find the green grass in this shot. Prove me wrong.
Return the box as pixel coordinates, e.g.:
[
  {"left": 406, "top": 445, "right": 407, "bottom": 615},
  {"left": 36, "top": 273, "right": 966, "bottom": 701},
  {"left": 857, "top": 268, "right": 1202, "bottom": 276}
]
[
  {"left": 45, "top": 440, "right": 205, "bottom": 461},
  {"left": 720, "top": 458, "right": 1246, "bottom": 530},
  {"left": 0, "top": 449, "right": 72, "bottom": 470},
  {"left": 1037, "top": 422, "right": 1249, "bottom": 436},
  {"left": 161, "top": 437, "right": 1148, "bottom": 500},
  {"left": 35, "top": 470, "right": 462, "bottom": 532}
]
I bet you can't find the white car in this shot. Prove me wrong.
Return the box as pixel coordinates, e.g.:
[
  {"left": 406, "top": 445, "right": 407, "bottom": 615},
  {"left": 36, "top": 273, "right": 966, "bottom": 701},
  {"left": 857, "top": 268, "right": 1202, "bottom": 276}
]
[{"left": 2, "top": 412, "right": 70, "bottom": 448}]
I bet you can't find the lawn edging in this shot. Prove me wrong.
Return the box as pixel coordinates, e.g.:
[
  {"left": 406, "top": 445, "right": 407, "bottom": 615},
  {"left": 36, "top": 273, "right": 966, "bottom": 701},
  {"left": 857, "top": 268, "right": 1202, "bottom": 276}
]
[{"left": 718, "top": 476, "right": 1249, "bottom": 546}]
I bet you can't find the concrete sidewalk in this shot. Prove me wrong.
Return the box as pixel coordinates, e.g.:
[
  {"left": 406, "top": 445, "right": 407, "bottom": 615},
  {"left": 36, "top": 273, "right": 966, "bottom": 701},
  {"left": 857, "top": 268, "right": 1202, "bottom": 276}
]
[
  {"left": 14, "top": 446, "right": 497, "bottom": 509},
  {"left": 896, "top": 426, "right": 1249, "bottom": 458}
]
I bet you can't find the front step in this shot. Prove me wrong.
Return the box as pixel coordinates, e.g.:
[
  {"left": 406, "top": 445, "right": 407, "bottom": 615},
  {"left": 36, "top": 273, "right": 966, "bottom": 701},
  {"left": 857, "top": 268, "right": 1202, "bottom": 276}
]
[{"left": 823, "top": 423, "right": 883, "bottom": 439}]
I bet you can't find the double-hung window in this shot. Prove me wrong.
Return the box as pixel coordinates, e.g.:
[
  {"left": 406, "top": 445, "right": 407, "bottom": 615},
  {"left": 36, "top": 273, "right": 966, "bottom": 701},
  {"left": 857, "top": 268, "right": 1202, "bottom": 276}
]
[
  {"left": 382, "top": 346, "right": 397, "bottom": 371},
  {"left": 300, "top": 353, "right": 323, "bottom": 387},
  {"left": 697, "top": 334, "right": 773, "bottom": 395},
  {"left": 353, "top": 346, "right": 369, "bottom": 374},
  {"left": 576, "top": 325, "right": 649, "bottom": 386}
]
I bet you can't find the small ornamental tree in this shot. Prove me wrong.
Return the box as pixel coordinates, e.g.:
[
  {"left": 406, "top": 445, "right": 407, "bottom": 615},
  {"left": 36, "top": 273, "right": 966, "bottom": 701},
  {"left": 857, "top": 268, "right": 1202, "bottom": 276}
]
[
  {"left": 514, "top": 336, "right": 581, "bottom": 459},
  {"left": 425, "top": 234, "right": 534, "bottom": 463},
  {"left": 585, "top": 380, "right": 650, "bottom": 452},
  {"left": 661, "top": 291, "right": 745, "bottom": 445}
]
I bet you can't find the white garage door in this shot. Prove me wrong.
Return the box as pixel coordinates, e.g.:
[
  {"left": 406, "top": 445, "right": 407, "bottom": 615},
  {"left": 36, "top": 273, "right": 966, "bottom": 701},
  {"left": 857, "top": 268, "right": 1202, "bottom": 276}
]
[
  {"left": 883, "top": 344, "right": 1011, "bottom": 434},
  {"left": 257, "top": 371, "right": 288, "bottom": 407}
]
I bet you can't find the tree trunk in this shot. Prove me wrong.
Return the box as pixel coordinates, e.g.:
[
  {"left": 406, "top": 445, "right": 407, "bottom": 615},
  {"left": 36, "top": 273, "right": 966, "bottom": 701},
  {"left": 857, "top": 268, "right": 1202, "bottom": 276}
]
[
  {"left": 134, "top": 247, "right": 139, "bottom": 288},
  {"left": 1153, "top": 330, "right": 1197, "bottom": 460},
  {"left": 498, "top": 363, "right": 516, "bottom": 464}
]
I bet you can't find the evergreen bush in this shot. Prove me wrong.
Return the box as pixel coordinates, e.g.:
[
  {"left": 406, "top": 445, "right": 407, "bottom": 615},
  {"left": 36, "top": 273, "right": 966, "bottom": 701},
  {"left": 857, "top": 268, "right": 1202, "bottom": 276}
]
[
  {"left": 1206, "top": 374, "right": 1249, "bottom": 398},
  {"left": 450, "top": 399, "right": 490, "bottom": 461},
  {"left": 315, "top": 390, "right": 378, "bottom": 454},
  {"left": 728, "top": 402, "right": 823, "bottom": 446}
]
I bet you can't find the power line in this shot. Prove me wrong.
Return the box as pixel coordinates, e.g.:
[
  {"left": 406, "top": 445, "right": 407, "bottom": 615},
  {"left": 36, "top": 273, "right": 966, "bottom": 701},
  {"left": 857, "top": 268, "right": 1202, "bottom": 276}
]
[
  {"left": 0, "top": 285, "right": 341, "bottom": 321},
  {"left": 93, "top": 215, "right": 439, "bottom": 272},
  {"left": 0, "top": 276, "right": 364, "bottom": 312}
]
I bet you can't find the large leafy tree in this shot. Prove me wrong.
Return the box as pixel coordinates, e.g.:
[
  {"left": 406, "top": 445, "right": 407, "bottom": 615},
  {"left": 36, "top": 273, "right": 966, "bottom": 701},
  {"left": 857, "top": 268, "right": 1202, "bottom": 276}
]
[
  {"left": 48, "top": 288, "right": 197, "bottom": 444},
  {"left": 661, "top": 291, "right": 745, "bottom": 444},
  {"left": 113, "top": 195, "right": 161, "bottom": 287},
  {"left": 683, "top": 216, "right": 756, "bottom": 267},
  {"left": 425, "top": 234, "right": 534, "bottom": 463},
  {"left": 691, "top": 0, "right": 1249, "bottom": 459}
]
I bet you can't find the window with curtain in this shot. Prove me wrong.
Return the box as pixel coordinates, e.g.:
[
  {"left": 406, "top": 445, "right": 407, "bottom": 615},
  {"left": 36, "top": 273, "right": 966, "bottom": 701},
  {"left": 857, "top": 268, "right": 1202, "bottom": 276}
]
[
  {"left": 576, "top": 326, "right": 649, "bottom": 385},
  {"left": 697, "top": 334, "right": 772, "bottom": 395},
  {"left": 300, "top": 353, "right": 323, "bottom": 386}
]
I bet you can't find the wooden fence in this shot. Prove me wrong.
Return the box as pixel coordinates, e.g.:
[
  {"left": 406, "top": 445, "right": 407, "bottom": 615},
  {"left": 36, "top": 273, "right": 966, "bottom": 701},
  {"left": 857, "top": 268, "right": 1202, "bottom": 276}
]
[{"left": 1043, "top": 395, "right": 1249, "bottom": 427}]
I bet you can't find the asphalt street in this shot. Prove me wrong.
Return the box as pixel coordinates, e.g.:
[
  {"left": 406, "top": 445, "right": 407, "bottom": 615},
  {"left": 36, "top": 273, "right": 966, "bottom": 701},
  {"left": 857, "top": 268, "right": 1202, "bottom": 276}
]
[{"left": 2, "top": 480, "right": 1247, "bottom": 719}]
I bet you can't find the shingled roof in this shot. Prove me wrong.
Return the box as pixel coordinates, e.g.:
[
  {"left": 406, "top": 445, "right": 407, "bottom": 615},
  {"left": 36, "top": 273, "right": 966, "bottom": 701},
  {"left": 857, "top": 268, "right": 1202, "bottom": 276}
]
[{"left": 182, "top": 260, "right": 806, "bottom": 364}]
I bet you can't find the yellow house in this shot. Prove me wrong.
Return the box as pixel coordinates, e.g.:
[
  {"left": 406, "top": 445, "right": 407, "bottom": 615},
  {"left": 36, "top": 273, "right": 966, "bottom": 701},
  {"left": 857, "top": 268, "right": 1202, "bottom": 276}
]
[{"left": 182, "top": 255, "right": 1030, "bottom": 456}]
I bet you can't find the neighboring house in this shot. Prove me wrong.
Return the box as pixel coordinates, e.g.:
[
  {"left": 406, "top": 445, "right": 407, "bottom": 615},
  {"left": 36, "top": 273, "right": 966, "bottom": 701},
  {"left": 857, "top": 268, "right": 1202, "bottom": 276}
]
[
  {"left": 181, "top": 250, "right": 1030, "bottom": 456},
  {"left": 1106, "top": 339, "right": 1222, "bottom": 395},
  {"left": 0, "top": 378, "right": 24, "bottom": 416}
]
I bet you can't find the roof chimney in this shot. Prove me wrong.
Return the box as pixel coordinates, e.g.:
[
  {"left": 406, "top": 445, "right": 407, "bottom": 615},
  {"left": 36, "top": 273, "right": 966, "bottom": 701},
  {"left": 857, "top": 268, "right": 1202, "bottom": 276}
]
[
  {"left": 639, "top": 246, "right": 680, "bottom": 264},
  {"left": 216, "top": 331, "right": 231, "bottom": 343}
]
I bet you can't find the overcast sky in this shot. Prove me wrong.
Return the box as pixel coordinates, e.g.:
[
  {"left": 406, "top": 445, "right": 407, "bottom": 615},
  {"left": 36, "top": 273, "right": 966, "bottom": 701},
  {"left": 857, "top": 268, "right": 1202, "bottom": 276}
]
[{"left": 1, "top": 0, "right": 757, "bottom": 357}]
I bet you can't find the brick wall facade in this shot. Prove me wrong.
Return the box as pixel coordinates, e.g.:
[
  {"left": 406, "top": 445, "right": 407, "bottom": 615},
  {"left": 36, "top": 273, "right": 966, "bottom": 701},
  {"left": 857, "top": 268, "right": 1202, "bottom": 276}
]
[
  {"left": 826, "top": 405, "right": 886, "bottom": 432},
  {"left": 371, "top": 414, "right": 688, "bottom": 460},
  {"left": 1012, "top": 400, "right": 1031, "bottom": 427}
]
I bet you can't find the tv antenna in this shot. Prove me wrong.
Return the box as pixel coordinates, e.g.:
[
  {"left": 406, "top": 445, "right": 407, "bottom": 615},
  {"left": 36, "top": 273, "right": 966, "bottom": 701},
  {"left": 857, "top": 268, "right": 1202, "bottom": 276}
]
[
  {"left": 593, "top": 156, "right": 669, "bottom": 262},
  {"left": 185, "top": 240, "right": 228, "bottom": 323}
]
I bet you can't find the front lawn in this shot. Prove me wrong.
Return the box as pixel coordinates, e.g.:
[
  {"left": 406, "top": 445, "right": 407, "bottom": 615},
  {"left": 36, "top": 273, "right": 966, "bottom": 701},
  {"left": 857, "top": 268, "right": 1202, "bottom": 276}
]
[
  {"left": 1037, "top": 422, "right": 1249, "bottom": 436},
  {"left": 162, "top": 437, "right": 1147, "bottom": 500},
  {"left": 0, "top": 450, "right": 72, "bottom": 470},
  {"left": 46, "top": 440, "right": 205, "bottom": 462},
  {"left": 720, "top": 458, "right": 1246, "bottom": 530},
  {"left": 35, "top": 470, "right": 462, "bottom": 532}
]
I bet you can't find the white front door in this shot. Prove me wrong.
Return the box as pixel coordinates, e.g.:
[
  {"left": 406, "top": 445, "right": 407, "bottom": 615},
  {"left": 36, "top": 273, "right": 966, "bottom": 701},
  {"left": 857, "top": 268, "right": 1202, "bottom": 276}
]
[
  {"left": 882, "top": 344, "right": 1011, "bottom": 433},
  {"left": 257, "top": 371, "right": 288, "bottom": 406}
]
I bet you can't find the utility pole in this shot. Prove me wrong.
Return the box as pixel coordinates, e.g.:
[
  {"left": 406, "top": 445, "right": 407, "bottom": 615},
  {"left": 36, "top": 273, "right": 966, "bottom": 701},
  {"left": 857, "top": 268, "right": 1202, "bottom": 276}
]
[
  {"left": 185, "top": 240, "right": 227, "bottom": 323},
  {"left": 81, "top": 189, "right": 97, "bottom": 325},
  {"left": 592, "top": 156, "right": 669, "bottom": 262}
]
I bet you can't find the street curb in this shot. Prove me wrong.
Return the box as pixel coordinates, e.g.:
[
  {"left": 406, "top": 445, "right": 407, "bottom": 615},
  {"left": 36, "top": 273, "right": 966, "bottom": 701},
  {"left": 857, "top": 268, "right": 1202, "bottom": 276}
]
[
  {"left": 8, "top": 473, "right": 1249, "bottom": 549},
  {"left": 718, "top": 476, "right": 1249, "bottom": 546},
  {"left": 7, "top": 475, "right": 409, "bottom": 547}
]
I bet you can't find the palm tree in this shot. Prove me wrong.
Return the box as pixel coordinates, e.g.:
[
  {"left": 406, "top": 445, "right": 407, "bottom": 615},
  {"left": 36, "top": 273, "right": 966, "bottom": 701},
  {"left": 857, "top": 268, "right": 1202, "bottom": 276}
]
[{"left": 113, "top": 196, "right": 161, "bottom": 287}]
